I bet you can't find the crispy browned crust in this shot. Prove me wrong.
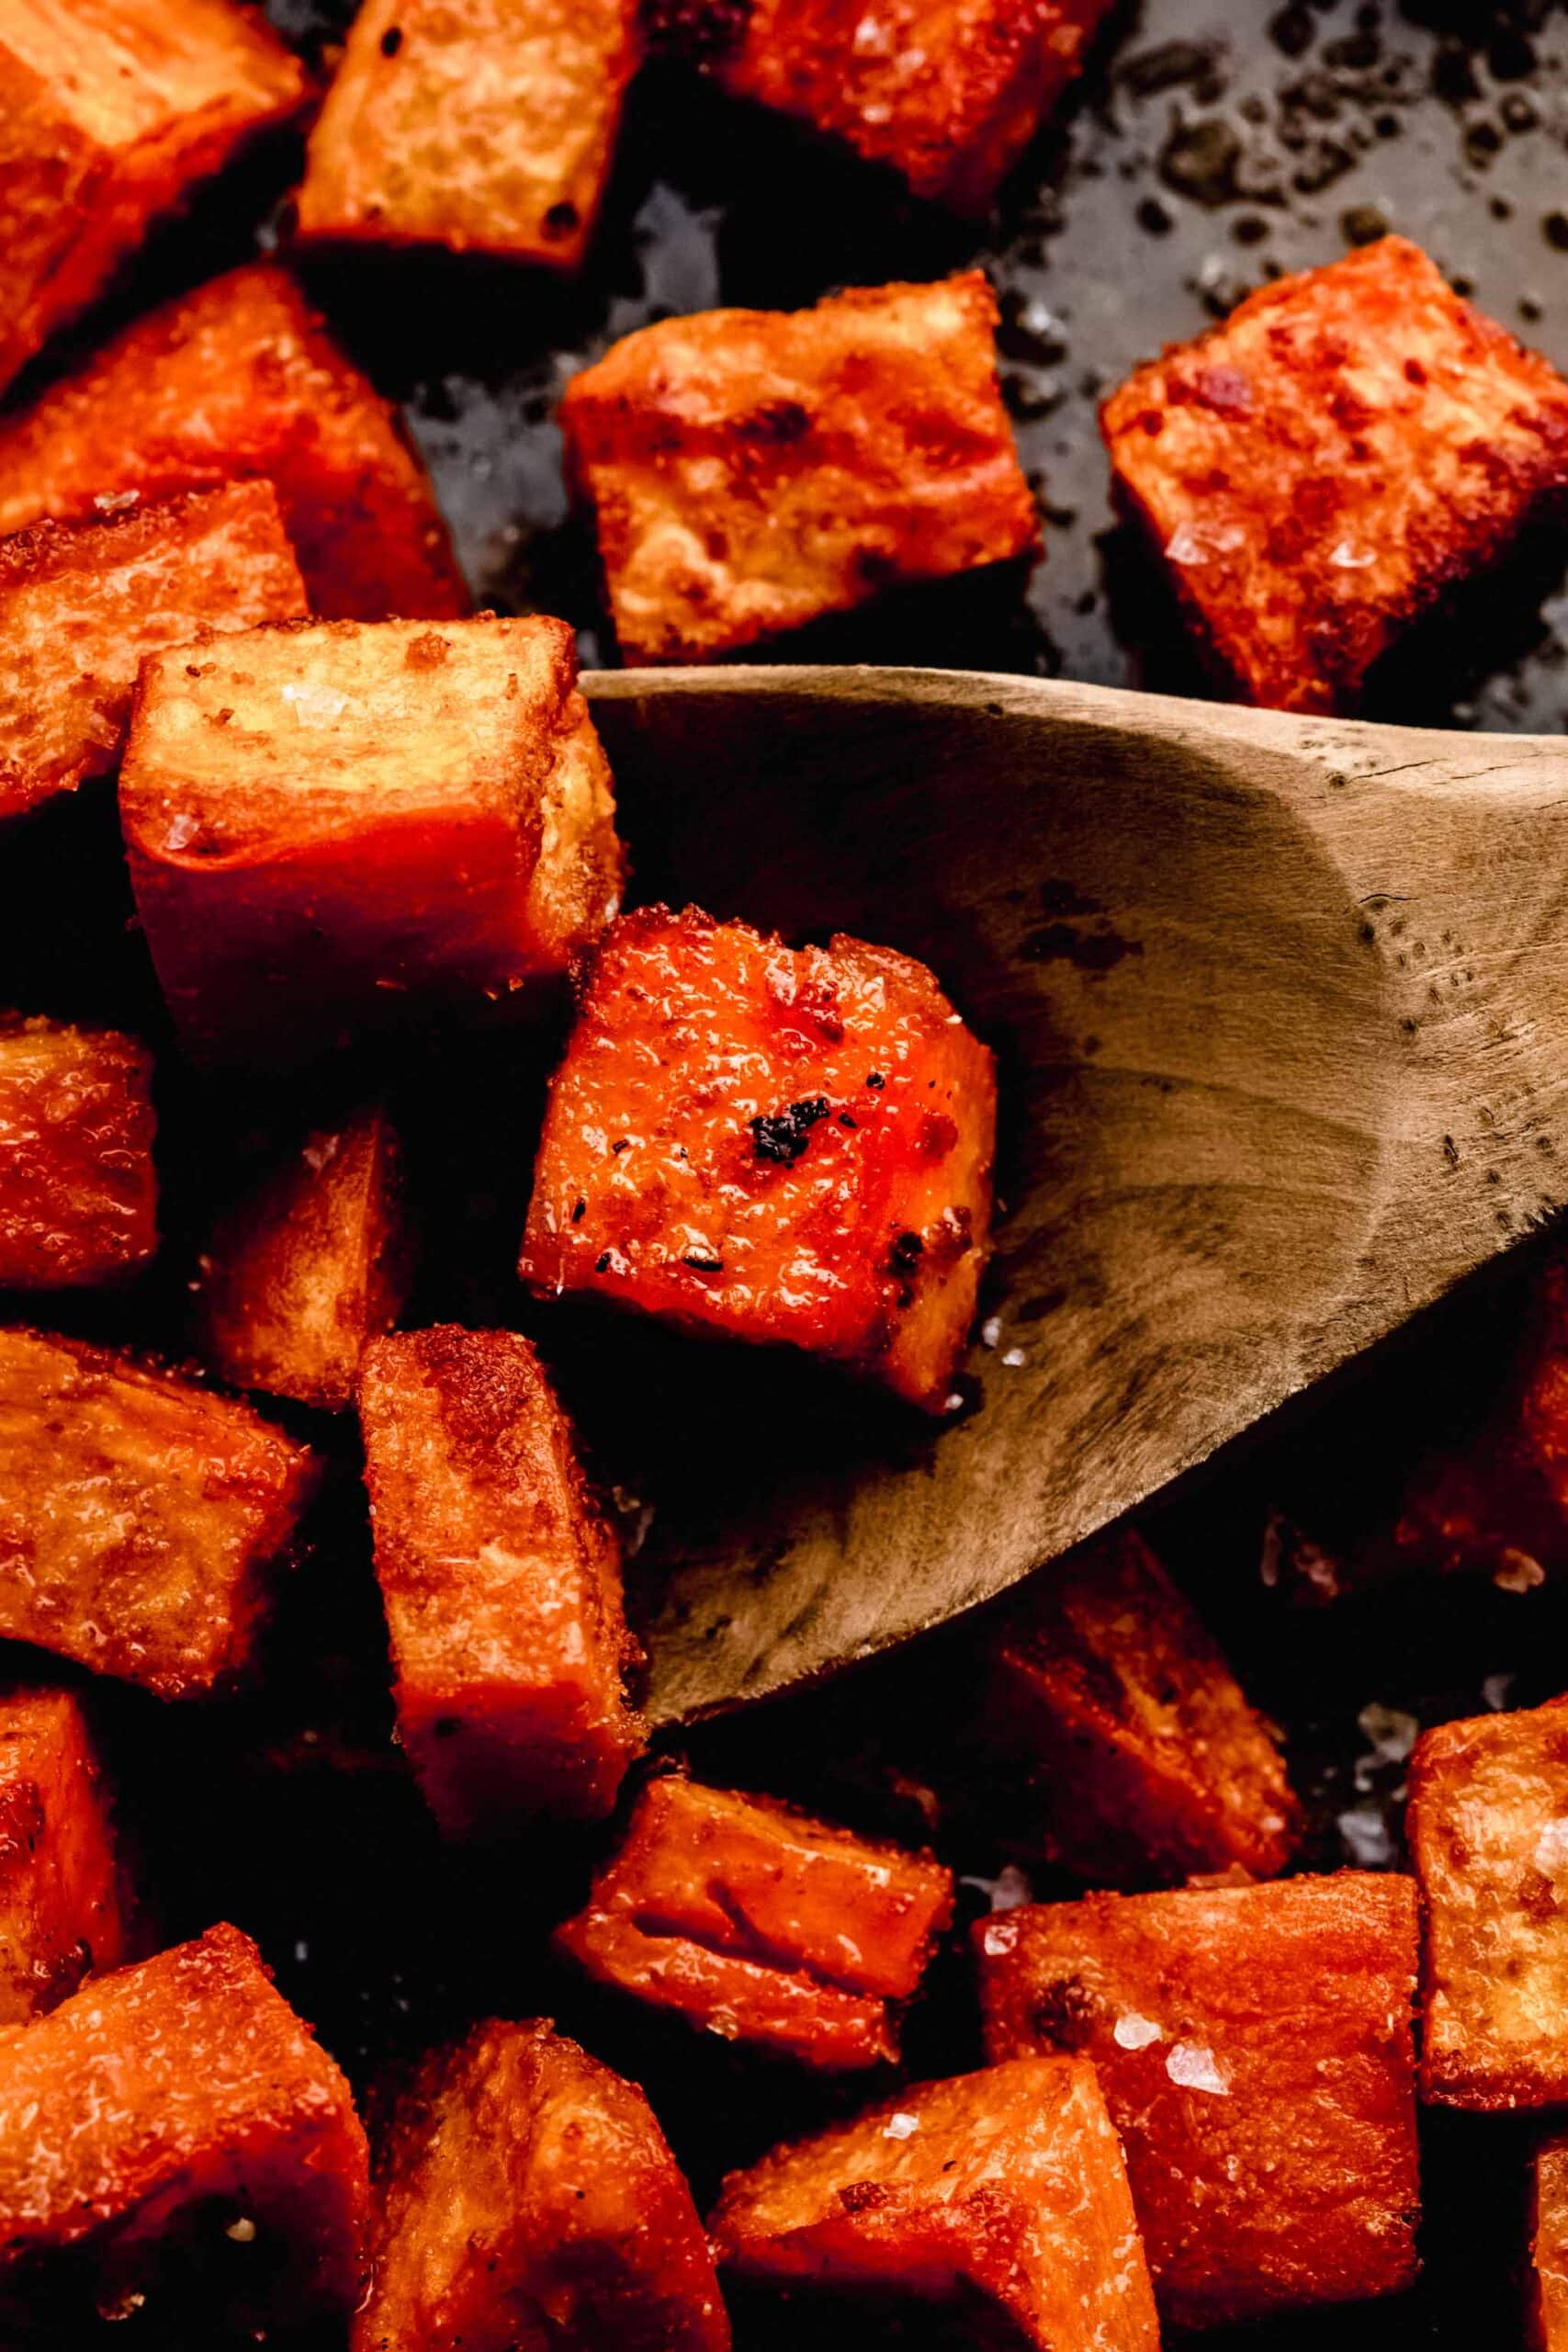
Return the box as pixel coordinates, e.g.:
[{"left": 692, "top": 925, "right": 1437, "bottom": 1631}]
[
  {"left": 667, "top": 0, "right": 1111, "bottom": 211},
  {"left": 555, "top": 1775, "right": 953, "bottom": 2070},
  {"left": 357, "top": 1326, "right": 644, "bottom": 1837},
  {"left": 560, "top": 272, "right": 1037, "bottom": 662},
  {"left": 0, "top": 263, "right": 466, "bottom": 621},
  {"left": 198, "top": 1103, "right": 414, "bottom": 1410},
  {"left": 976, "top": 1874, "right": 1421, "bottom": 2330},
  {"left": 1409, "top": 1696, "right": 1568, "bottom": 2110},
  {"left": 0, "top": 0, "right": 309, "bottom": 398},
  {"left": 0, "top": 1687, "right": 130, "bottom": 2025},
  {"left": 118, "top": 613, "right": 623, "bottom": 1061},
  {"left": 709, "top": 2056, "right": 1159, "bottom": 2348},
  {"left": 978, "top": 1523, "right": 1301, "bottom": 1885},
  {"left": 0, "top": 1328, "right": 316, "bottom": 1698},
  {"left": 519, "top": 905, "right": 996, "bottom": 1408},
  {"left": 299, "top": 0, "right": 639, "bottom": 270},
  {"left": 1532, "top": 2139, "right": 1568, "bottom": 2350},
  {"left": 354, "top": 2018, "right": 728, "bottom": 2352},
  {"left": 0, "top": 482, "right": 308, "bottom": 824},
  {"left": 1101, "top": 236, "right": 1568, "bottom": 714},
  {"left": 0, "top": 1923, "right": 367, "bottom": 2323},
  {"left": 0, "top": 1018, "right": 157, "bottom": 1289}
]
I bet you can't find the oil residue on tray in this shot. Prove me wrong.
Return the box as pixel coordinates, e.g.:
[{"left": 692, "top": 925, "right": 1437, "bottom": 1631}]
[{"left": 270, "top": 0, "right": 1568, "bottom": 732}]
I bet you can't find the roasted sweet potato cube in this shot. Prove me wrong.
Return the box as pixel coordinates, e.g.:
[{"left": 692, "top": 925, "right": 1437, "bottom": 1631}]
[
  {"left": 0, "top": 1328, "right": 315, "bottom": 1697},
  {"left": 1100, "top": 236, "right": 1568, "bottom": 715},
  {"left": 0, "top": 1018, "right": 157, "bottom": 1289},
  {"left": 976, "top": 1874, "right": 1421, "bottom": 2329},
  {"left": 976, "top": 1523, "right": 1300, "bottom": 1886},
  {"left": 120, "top": 614, "right": 622, "bottom": 1061},
  {"left": 1534, "top": 2139, "right": 1568, "bottom": 2350},
  {"left": 198, "top": 1102, "right": 413, "bottom": 1410},
  {"left": 357, "top": 1326, "right": 642, "bottom": 1836},
  {"left": 353, "top": 2018, "right": 728, "bottom": 2352},
  {"left": 1407, "top": 1696, "right": 1568, "bottom": 2109},
  {"left": 560, "top": 272, "right": 1037, "bottom": 663},
  {"left": 0, "top": 263, "right": 465, "bottom": 622},
  {"left": 298, "top": 0, "right": 639, "bottom": 271},
  {"left": 683, "top": 0, "right": 1112, "bottom": 212},
  {"left": 0, "top": 482, "right": 308, "bottom": 827},
  {"left": 709, "top": 2056, "right": 1157, "bottom": 2348},
  {"left": 0, "top": 1687, "right": 129, "bottom": 2024},
  {"left": 519, "top": 908, "right": 996, "bottom": 1409},
  {"left": 1386, "top": 1242, "right": 1568, "bottom": 1586},
  {"left": 0, "top": 0, "right": 308, "bottom": 398},
  {"left": 555, "top": 1777, "right": 953, "bottom": 2070},
  {"left": 0, "top": 1922, "right": 367, "bottom": 2326}
]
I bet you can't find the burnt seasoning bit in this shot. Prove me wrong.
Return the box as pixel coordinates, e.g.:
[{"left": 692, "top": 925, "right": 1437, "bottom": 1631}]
[{"left": 750, "top": 1096, "right": 830, "bottom": 1165}]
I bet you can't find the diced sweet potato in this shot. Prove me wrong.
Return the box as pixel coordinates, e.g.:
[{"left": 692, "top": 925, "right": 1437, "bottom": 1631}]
[
  {"left": 0, "top": 1922, "right": 367, "bottom": 2325},
  {"left": 976, "top": 1874, "right": 1421, "bottom": 2329},
  {"left": 708, "top": 2056, "right": 1158, "bottom": 2349},
  {"left": 1386, "top": 1242, "right": 1568, "bottom": 1587},
  {"left": 356, "top": 1325, "right": 643, "bottom": 1836},
  {"left": 560, "top": 272, "right": 1037, "bottom": 662},
  {"left": 0, "top": 1018, "right": 157, "bottom": 1289},
  {"left": 1100, "top": 236, "right": 1568, "bottom": 715},
  {"left": 674, "top": 0, "right": 1112, "bottom": 212},
  {"left": 0, "top": 1328, "right": 315, "bottom": 1698},
  {"left": 298, "top": 0, "right": 639, "bottom": 272},
  {"left": 0, "top": 263, "right": 466, "bottom": 622},
  {"left": 0, "top": 0, "right": 308, "bottom": 397},
  {"left": 0, "top": 1687, "right": 129, "bottom": 2024},
  {"left": 1534, "top": 2138, "right": 1568, "bottom": 2351},
  {"left": 198, "top": 1102, "right": 413, "bottom": 1410},
  {"left": 353, "top": 2018, "right": 728, "bottom": 2352},
  {"left": 119, "top": 614, "right": 623, "bottom": 1061},
  {"left": 518, "top": 907, "right": 996, "bottom": 1409},
  {"left": 554, "top": 1776, "right": 953, "bottom": 2070},
  {"left": 0, "top": 481, "right": 308, "bottom": 826},
  {"left": 1407, "top": 1696, "right": 1568, "bottom": 2109},
  {"left": 976, "top": 1523, "right": 1300, "bottom": 1886}
]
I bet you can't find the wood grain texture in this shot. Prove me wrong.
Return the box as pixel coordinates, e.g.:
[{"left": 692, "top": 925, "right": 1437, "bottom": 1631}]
[{"left": 582, "top": 666, "right": 1568, "bottom": 1724}]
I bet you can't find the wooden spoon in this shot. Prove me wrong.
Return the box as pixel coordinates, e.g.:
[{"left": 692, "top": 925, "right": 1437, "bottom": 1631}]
[{"left": 582, "top": 663, "right": 1568, "bottom": 1725}]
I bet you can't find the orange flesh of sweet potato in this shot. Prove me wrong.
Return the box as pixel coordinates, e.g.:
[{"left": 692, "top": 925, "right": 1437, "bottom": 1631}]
[
  {"left": 0, "top": 1018, "right": 157, "bottom": 1289},
  {"left": 0, "top": 481, "right": 308, "bottom": 825},
  {"left": 357, "top": 1326, "right": 643, "bottom": 1836},
  {"left": 119, "top": 613, "right": 622, "bottom": 1061},
  {"left": 354, "top": 2017, "right": 728, "bottom": 2352},
  {"left": 519, "top": 907, "right": 996, "bottom": 1409},
  {"left": 705, "top": 0, "right": 1113, "bottom": 211},
  {"left": 976, "top": 1873, "right": 1421, "bottom": 2330},
  {"left": 1408, "top": 1695, "right": 1568, "bottom": 2109},
  {"left": 560, "top": 272, "right": 1037, "bottom": 663},
  {"left": 1101, "top": 235, "right": 1568, "bottom": 715},
  {"left": 0, "top": 1329, "right": 315, "bottom": 1698},
  {"left": 554, "top": 1776, "right": 953, "bottom": 2070},
  {"left": 299, "top": 0, "right": 639, "bottom": 271},
  {"left": 0, "top": 1687, "right": 129, "bottom": 2025},
  {"left": 0, "top": 0, "right": 308, "bottom": 397},
  {"left": 198, "top": 1102, "right": 413, "bottom": 1410},
  {"left": 1534, "top": 2140, "right": 1568, "bottom": 2350},
  {"left": 0, "top": 1922, "right": 367, "bottom": 2320},
  {"left": 0, "top": 263, "right": 466, "bottom": 622},
  {"left": 708, "top": 2055, "right": 1158, "bottom": 2348},
  {"left": 979, "top": 1523, "right": 1300, "bottom": 1886}
]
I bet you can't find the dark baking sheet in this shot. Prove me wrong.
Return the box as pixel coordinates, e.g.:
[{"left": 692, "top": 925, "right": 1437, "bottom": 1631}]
[{"left": 13, "top": 1, "right": 1568, "bottom": 2345}]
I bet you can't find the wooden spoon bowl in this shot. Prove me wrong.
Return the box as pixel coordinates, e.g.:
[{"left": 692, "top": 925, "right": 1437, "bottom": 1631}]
[{"left": 584, "top": 665, "right": 1568, "bottom": 1723}]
